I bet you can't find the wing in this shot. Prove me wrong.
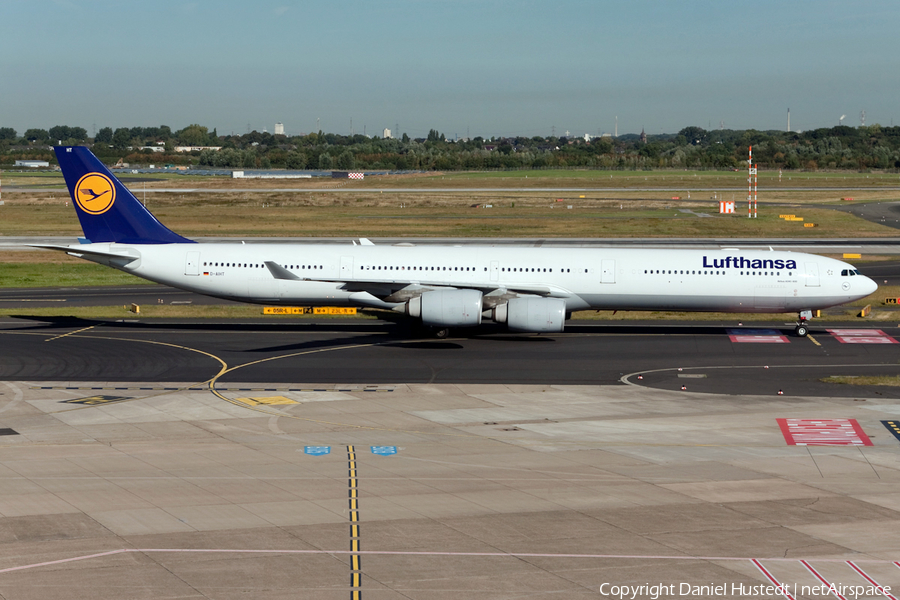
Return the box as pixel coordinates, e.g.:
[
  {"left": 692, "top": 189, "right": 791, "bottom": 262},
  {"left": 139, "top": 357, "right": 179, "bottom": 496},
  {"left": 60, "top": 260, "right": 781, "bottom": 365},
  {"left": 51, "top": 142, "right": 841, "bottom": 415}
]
[{"left": 262, "top": 260, "right": 573, "bottom": 308}]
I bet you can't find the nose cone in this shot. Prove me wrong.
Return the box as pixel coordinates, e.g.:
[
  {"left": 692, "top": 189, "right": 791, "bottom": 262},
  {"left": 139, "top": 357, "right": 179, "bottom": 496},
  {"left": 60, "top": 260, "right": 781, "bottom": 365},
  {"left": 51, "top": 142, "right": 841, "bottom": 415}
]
[{"left": 861, "top": 275, "right": 879, "bottom": 297}]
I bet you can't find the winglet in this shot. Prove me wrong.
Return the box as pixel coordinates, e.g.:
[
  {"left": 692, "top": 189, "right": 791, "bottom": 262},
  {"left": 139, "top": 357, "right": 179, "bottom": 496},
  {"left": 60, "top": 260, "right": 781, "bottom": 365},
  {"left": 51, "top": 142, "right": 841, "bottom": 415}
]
[{"left": 54, "top": 146, "right": 194, "bottom": 244}]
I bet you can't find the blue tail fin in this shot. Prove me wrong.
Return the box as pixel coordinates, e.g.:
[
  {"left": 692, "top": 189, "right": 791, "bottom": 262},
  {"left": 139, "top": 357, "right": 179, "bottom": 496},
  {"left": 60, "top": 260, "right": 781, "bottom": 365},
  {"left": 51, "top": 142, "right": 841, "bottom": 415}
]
[{"left": 54, "top": 146, "right": 193, "bottom": 244}]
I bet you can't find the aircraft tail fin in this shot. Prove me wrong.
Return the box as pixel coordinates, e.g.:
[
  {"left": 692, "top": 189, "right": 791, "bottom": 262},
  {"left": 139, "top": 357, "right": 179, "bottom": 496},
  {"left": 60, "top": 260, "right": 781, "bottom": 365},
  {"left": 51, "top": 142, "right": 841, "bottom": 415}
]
[{"left": 54, "top": 146, "right": 193, "bottom": 244}]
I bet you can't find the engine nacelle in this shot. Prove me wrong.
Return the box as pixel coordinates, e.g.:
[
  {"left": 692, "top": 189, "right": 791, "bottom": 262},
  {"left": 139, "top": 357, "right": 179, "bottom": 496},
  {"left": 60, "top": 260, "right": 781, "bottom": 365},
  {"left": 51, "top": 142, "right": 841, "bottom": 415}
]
[
  {"left": 492, "top": 297, "right": 566, "bottom": 333},
  {"left": 406, "top": 289, "right": 483, "bottom": 327}
]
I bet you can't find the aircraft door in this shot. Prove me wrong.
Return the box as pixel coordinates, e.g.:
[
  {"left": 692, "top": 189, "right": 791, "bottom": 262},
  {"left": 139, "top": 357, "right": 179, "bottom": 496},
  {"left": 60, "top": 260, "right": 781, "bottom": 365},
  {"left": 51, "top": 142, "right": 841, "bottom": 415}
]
[
  {"left": 804, "top": 262, "right": 820, "bottom": 287},
  {"left": 185, "top": 251, "right": 200, "bottom": 276},
  {"left": 490, "top": 260, "right": 499, "bottom": 282},
  {"left": 600, "top": 259, "right": 616, "bottom": 284},
  {"left": 340, "top": 255, "right": 354, "bottom": 279}
]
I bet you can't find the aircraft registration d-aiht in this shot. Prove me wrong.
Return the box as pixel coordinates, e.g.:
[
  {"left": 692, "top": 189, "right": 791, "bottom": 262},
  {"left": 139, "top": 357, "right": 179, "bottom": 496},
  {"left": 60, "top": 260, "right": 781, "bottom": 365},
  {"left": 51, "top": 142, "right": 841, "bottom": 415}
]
[{"left": 40, "top": 146, "right": 877, "bottom": 337}]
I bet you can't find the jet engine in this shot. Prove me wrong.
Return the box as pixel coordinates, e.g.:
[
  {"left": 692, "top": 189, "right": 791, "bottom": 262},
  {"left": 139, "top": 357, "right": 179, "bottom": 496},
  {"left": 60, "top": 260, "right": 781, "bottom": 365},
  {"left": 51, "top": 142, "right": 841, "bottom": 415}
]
[
  {"left": 405, "top": 289, "right": 483, "bottom": 327},
  {"left": 491, "top": 297, "right": 566, "bottom": 333}
]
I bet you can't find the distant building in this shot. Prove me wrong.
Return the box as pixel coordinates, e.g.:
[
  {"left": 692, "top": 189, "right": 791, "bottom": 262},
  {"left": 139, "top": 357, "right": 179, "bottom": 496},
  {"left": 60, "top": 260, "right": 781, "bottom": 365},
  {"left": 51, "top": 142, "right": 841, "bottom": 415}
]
[
  {"left": 274, "top": 122, "right": 285, "bottom": 136},
  {"left": 640, "top": 128, "right": 647, "bottom": 143},
  {"left": 174, "top": 146, "right": 222, "bottom": 153},
  {"left": 383, "top": 128, "right": 392, "bottom": 139},
  {"left": 15, "top": 160, "right": 49, "bottom": 167}
]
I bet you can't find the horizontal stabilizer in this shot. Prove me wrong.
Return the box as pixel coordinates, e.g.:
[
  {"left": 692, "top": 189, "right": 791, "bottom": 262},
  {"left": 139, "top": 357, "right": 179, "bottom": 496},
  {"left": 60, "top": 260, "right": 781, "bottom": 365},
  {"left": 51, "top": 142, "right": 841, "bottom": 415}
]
[{"left": 29, "top": 244, "right": 140, "bottom": 262}]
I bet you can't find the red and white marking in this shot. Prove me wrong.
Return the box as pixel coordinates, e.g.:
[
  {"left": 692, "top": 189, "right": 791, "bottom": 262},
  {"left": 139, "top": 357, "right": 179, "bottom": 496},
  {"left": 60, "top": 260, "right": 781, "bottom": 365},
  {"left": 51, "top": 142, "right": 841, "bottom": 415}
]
[
  {"left": 828, "top": 329, "right": 898, "bottom": 344},
  {"left": 847, "top": 561, "right": 898, "bottom": 599},
  {"left": 801, "top": 560, "right": 849, "bottom": 600},
  {"left": 752, "top": 559, "right": 796, "bottom": 599},
  {"left": 728, "top": 329, "right": 790, "bottom": 343},
  {"left": 777, "top": 418, "right": 873, "bottom": 446}
]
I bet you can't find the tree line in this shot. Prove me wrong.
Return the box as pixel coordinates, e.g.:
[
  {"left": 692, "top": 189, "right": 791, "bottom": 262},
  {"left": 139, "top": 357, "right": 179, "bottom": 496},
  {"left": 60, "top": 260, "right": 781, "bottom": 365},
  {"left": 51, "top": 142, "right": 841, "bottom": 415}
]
[{"left": 2, "top": 123, "right": 900, "bottom": 171}]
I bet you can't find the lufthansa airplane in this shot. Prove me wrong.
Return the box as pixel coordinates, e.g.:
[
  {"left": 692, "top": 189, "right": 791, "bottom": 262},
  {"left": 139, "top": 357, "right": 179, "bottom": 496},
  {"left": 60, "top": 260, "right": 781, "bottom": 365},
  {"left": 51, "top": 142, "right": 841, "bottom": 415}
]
[{"left": 37, "top": 146, "right": 877, "bottom": 337}]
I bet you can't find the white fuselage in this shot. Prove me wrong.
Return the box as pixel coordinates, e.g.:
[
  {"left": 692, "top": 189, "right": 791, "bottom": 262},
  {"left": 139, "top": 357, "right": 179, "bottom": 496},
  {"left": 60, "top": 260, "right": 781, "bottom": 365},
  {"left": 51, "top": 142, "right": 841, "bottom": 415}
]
[{"left": 80, "top": 242, "right": 877, "bottom": 314}]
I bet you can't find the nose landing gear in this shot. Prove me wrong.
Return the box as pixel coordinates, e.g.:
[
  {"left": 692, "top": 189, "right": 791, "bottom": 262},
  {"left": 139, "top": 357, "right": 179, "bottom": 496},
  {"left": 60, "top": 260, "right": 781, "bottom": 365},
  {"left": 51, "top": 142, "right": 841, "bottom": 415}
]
[{"left": 794, "top": 309, "right": 813, "bottom": 337}]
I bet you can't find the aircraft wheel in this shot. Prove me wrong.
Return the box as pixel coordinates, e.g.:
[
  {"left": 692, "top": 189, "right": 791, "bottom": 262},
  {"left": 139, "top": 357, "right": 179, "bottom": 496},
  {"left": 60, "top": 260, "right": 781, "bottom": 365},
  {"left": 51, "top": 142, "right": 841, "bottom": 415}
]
[
  {"left": 433, "top": 328, "right": 451, "bottom": 339},
  {"left": 795, "top": 324, "right": 809, "bottom": 337}
]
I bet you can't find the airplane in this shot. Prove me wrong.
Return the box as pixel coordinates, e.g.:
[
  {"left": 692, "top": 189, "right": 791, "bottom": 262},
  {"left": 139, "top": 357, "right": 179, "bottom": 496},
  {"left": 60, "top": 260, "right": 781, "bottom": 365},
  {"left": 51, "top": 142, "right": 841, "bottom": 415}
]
[{"left": 35, "top": 145, "right": 877, "bottom": 338}]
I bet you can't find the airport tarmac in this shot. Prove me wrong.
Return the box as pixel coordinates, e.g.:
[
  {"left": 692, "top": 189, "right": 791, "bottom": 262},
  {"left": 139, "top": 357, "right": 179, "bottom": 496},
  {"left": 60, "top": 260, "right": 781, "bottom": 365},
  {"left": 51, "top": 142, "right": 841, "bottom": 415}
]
[{"left": 3, "top": 319, "right": 900, "bottom": 598}]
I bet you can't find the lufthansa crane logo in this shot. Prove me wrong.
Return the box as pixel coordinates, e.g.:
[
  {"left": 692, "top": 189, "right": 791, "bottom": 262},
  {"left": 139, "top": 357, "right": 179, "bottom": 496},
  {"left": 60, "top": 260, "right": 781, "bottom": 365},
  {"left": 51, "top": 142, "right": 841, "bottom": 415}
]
[{"left": 74, "top": 172, "right": 116, "bottom": 215}]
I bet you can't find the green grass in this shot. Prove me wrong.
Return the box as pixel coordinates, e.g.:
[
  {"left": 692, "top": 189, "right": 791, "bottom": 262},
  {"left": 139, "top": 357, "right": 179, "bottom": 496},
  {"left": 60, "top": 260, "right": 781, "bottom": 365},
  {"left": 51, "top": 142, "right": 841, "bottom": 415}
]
[
  {"left": 0, "top": 262, "right": 151, "bottom": 288},
  {"left": 2, "top": 200, "right": 897, "bottom": 238},
  {"left": 821, "top": 375, "right": 900, "bottom": 387},
  {"left": 410, "top": 169, "right": 900, "bottom": 189}
]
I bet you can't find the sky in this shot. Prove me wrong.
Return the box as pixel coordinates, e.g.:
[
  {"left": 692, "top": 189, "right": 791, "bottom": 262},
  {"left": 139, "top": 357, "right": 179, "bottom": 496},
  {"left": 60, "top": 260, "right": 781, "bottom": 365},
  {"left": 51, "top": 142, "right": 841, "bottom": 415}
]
[{"left": 2, "top": 0, "right": 899, "bottom": 139}]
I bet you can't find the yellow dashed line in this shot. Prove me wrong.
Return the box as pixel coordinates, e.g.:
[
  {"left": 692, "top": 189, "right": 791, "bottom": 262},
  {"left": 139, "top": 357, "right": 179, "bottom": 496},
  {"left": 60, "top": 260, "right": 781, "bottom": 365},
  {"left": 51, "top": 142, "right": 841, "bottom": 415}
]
[
  {"left": 348, "top": 445, "right": 361, "bottom": 598},
  {"left": 807, "top": 334, "right": 821, "bottom": 346},
  {"left": 44, "top": 325, "right": 95, "bottom": 342}
]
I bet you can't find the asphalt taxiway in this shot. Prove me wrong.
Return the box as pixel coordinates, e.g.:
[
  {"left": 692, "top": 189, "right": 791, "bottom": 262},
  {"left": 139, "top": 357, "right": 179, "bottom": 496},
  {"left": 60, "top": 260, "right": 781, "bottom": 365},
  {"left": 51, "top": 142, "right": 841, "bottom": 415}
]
[{"left": 1, "top": 318, "right": 899, "bottom": 397}]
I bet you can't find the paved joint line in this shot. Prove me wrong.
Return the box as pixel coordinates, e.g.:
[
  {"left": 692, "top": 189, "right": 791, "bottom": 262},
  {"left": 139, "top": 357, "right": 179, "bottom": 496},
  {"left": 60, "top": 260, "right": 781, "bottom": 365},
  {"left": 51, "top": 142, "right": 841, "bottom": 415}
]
[
  {"left": 10, "top": 551, "right": 900, "bottom": 575},
  {"left": 348, "top": 444, "right": 361, "bottom": 599}
]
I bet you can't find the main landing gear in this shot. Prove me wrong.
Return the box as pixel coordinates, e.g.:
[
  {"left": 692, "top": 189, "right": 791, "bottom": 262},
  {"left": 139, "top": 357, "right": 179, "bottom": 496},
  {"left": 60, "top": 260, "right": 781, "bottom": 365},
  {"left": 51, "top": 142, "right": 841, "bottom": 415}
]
[{"left": 794, "top": 310, "right": 813, "bottom": 337}]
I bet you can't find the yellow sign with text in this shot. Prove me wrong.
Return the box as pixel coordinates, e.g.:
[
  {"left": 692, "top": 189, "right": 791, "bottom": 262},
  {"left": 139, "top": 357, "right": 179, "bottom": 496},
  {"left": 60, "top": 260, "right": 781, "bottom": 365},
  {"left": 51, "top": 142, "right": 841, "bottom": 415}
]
[{"left": 264, "top": 306, "right": 356, "bottom": 315}]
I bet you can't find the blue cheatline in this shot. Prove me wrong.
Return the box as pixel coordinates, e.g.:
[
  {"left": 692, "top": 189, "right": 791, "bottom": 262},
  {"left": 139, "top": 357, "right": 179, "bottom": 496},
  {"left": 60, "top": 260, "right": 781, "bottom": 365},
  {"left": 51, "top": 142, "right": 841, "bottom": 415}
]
[
  {"left": 304, "top": 446, "right": 331, "bottom": 455},
  {"left": 54, "top": 146, "right": 194, "bottom": 244},
  {"left": 370, "top": 446, "right": 397, "bottom": 455}
]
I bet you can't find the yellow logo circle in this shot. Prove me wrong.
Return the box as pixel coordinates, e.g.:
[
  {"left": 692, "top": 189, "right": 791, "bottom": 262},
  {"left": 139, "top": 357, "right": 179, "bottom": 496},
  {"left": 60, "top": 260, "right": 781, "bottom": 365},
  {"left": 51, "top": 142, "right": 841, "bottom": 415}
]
[{"left": 74, "top": 172, "right": 116, "bottom": 215}]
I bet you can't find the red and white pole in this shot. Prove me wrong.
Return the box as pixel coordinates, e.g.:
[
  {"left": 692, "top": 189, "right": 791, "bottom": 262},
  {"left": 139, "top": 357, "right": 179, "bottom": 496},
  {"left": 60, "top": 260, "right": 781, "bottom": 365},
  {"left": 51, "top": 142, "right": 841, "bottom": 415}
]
[
  {"left": 748, "top": 146, "right": 752, "bottom": 218},
  {"left": 754, "top": 162, "right": 758, "bottom": 218}
]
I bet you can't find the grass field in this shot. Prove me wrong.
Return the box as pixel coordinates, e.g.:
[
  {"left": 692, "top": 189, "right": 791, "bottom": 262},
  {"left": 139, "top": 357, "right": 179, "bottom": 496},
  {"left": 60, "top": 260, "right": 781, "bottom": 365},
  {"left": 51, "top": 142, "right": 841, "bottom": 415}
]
[
  {"left": 821, "top": 375, "right": 900, "bottom": 387},
  {"left": 5, "top": 167, "right": 900, "bottom": 191},
  {"left": 1, "top": 195, "right": 897, "bottom": 238},
  {"left": 0, "top": 259, "right": 151, "bottom": 288},
  {"left": 4, "top": 164, "right": 899, "bottom": 239}
]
